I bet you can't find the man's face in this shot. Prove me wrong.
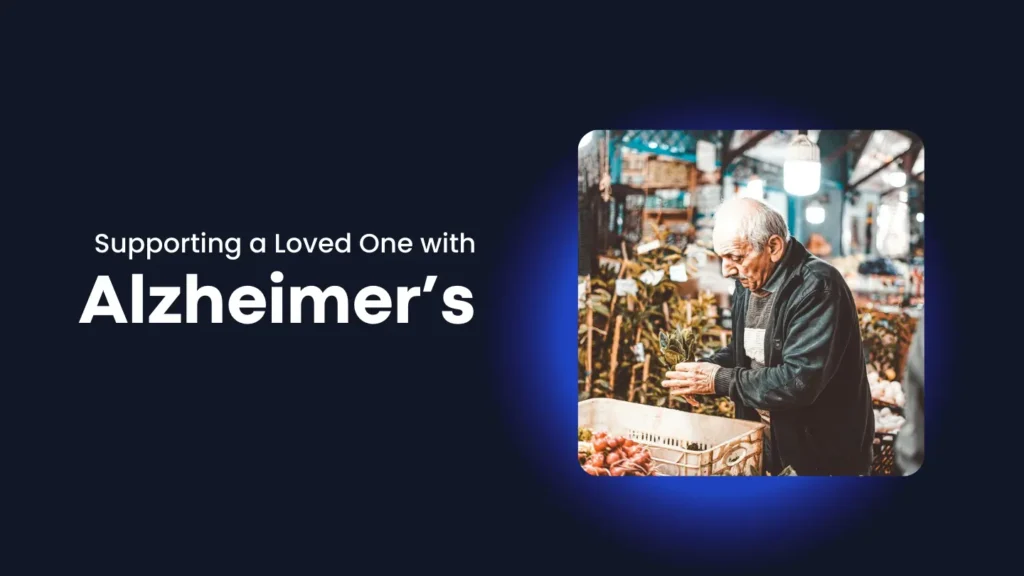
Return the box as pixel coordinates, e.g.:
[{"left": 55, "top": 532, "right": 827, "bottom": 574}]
[{"left": 714, "top": 229, "right": 783, "bottom": 292}]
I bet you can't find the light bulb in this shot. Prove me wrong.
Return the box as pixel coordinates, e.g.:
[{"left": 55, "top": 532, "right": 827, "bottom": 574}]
[
  {"left": 741, "top": 178, "right": 765, "bottom": 200},
  {"left": 916, "top": 212, "right": 924, "bottom": 223},
  {"left": 578, "top": 131, "right": 594, "bottom": 149},
  {"left": 648, "top": 141, "right": 658, "bottom": 149},
  {"left": 784, "top": 160, "right": 821, "bottom": 196},
  {"left": 783, "top": 133, "right": 821, "bottom": 196},
  {"left": 886, "top": 171, "right": 907, "bottom": 187},
  {"left": 805, "top": 202, "right": 826, "bottom": 224}
]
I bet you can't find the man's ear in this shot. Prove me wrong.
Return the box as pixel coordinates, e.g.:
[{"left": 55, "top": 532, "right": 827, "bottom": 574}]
[{"left": 768, "top": 235, "right": 786, "bottom": 262}]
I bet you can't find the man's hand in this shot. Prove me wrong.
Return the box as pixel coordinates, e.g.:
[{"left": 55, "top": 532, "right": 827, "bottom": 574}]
[{"left": 662, "top": 362, "right": 720, "bottom": 396}]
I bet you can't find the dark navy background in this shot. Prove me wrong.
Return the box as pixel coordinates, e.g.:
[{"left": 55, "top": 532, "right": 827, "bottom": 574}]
[{"left": 3, "top": 4, "right": 1009, "bottom": 573}]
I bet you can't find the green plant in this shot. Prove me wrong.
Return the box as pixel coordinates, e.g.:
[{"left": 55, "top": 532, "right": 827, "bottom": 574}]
[
  {"left": 578, "top": 233, "right": 727, "bottom": 413},
  {"left": 578, "top": 263, "right": 617, "bottom": 398},
  {"left": 692, "top": 395, "right": 736, "bottom": 419},
  {"left": 658, "top": 325, "right": 701, "bottom": 368}
]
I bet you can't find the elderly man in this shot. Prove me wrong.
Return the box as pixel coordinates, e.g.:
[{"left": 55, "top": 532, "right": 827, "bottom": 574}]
[{"left": 662, "top": 198, "right": 874, "bottom": 475}]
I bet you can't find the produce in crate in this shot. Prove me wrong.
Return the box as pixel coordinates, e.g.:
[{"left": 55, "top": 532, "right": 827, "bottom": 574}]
[
  {"left": 874, "top": 407, "right": 905, "bottom": 434},
  {"left": 867, "top": 371, "right": 905, "bottom": 407},
  {"left": 859, "top": 307, "right": 917, "bottom": 379},
  {"left": 579, "top": 399, "right": 765, "bottom": 476},
  {"left": 578, "top": 427, "right": 657, "bottom": 476}
]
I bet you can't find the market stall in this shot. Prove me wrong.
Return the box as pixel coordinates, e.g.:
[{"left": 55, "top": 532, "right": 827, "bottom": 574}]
[{"left": 578, "top": 129, "right": 924, "bottom": 477}]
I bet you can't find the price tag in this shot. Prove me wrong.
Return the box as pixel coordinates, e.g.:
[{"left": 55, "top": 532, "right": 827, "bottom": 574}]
[
  {"left": 632, "top": 342, "right": 646, "bottom": 362},
  {"left": 638, "top": 269, "right": 664, "bottom": 286},
  {"left": 635, "top": 239, "right": 661, "bottom": 254},
  {"left": 669, "top": 263, "right": 688, "bottom": 282},
  {"left": 615, "top": 278, "right": 638, "bottom": 296},
  {"left": 696, "top": 140, "right": 717, "bottom": 173},
  {"left": 691, "top": 250, "right": 708, "bottom": 268}
]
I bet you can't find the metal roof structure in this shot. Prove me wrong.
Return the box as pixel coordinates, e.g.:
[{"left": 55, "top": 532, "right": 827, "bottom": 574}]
[{"left": 614, "top": 129, "right": 924, "bottom": 198}]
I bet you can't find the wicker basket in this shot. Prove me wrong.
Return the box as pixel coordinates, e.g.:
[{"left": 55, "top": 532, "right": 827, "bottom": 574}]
[
  {"left": 871, "top": 398, "right": 904, "bottom": 475},
  {"left": 578, "top": 398, "right": 765, "bottom": 476}
]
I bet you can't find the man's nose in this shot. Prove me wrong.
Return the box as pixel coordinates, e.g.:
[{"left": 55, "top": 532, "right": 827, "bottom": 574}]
[{"left": 722, "top": 261, "right": 735, "bottom": 278}]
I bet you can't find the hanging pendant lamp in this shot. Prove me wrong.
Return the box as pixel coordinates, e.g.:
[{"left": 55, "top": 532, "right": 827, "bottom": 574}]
[{"left": 784, "top": 130, "right": 821, "bottom": 196}]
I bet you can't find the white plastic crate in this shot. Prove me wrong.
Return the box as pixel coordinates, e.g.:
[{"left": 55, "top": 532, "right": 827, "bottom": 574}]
[{"left": 579, "top": 398, "right": 766, "bottom": 476}]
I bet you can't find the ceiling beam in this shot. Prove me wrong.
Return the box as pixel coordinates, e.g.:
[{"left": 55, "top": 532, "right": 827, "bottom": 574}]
[
  {"left": 904, "top": 140, "right": 922, "bottom": 185},
  {"left": 879, "top": 179, "right": 923, "bottom": 200},
  {"left": 895, "top": 130, "right": 923, "bottom": 146},
  {"left": 848, "top": 143, "right": 915, "bottom": 190},
  {"left": 847, "top": 130, "right": 873, "bottom": 182},
  {"left": 722, "top": 130, "right": 774, "bottom": 167},
  {"left": 823, "top": 130, "right": 872, "bottom": 166},
  {"left": 879, "top": 185, "right": 907, "bottom": 199},
  {"left": 718, "top": 130, "right": 734, "bottom": 166}
]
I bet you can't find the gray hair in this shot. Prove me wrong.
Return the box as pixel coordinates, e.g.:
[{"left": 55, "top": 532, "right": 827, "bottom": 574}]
[{"left": 714, "top": 197, "right": 790, "bottom": 252}]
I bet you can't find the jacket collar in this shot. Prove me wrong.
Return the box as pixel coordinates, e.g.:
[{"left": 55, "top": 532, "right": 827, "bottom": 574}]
[
  {"left": 753, "top": 237, "right": 807, "bottom": 295},
  {"left": 766, "top": 237, "right": 808, "bottom": 291}
]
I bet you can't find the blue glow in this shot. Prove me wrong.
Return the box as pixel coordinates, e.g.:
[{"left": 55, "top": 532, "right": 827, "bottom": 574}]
[{"left": 492, "top": 109, "right": 946, "bottom": 566}]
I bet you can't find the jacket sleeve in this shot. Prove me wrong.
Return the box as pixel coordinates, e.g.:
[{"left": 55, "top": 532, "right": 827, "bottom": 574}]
[
  {"left": 707, "top": 340, "right": 736, "bottom": 368},
  {"left": 714, "top": 283, "right": 849, "bottom": 410}
]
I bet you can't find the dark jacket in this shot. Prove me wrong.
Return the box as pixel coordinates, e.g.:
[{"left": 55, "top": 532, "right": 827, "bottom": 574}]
[{"left": 709, "top": 238, "right": 875, "bottom": 476}]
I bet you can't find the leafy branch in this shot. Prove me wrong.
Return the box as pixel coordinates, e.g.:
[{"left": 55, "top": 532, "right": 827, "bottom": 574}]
[{"left": 579, "top": 232, "right": 733, "bottom": 417}]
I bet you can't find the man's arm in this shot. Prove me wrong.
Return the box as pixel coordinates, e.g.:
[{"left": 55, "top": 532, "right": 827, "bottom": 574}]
[{"left": 713, "top": 284, "right": 849, "bottom": 410}]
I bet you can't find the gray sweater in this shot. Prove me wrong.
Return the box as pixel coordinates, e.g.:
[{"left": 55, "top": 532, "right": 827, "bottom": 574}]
[{"left": 716, "top": 290, "right": 776, "bottom": 426}]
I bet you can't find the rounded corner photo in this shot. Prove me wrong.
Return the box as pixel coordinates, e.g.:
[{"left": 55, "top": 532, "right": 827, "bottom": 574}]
[{"left": 577, "top": 130, "right": 924, "bottom": 477}]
